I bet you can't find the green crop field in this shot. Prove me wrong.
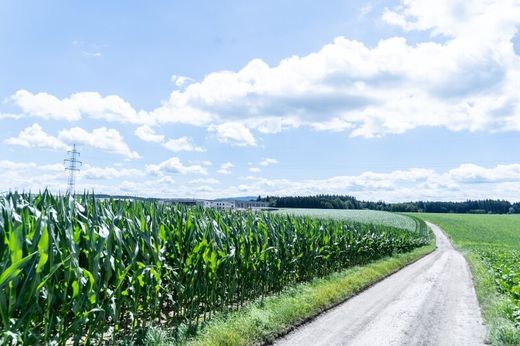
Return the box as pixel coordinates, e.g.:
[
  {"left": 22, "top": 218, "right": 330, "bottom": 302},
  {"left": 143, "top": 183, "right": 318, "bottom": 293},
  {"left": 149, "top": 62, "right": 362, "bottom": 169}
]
[
  {"left": 414, "top": 213, "right": 520, "bottom": 344},
  {"left": 0, "top": 192, "right": 429, "bottom": 345},
  {"left": 275, "top": 208, "right": 418, "bottom": 232}
]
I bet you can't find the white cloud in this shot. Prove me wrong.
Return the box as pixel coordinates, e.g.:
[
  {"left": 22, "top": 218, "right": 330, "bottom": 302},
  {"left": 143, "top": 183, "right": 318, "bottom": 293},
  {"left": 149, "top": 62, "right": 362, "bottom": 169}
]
[
  {"left": 209, "top": 122, "right": 257, "bottom": 146},
  {"left": 10, "top": 91, "right": 80, "bottom": 121},
  {"left": 382, "top": 0, "right": 520, "bottom": 39},
  {"left": 146, "top": 157, "right": 208, "bottom": 175},
  {"left": 58, "top": 127, "right": 140, "bottom": 159},
  {"left": 163, "top": 136, "right": 205, "bottom": 152},
  {"left": 142, "top": 163, "right": 520, "bottom": 201},
  {"left": 81, "top": 165, "right": 145, "bottom": 180},
  {"left": 259, "top": 158, "right": 278, "bottom": 166},
  {"left": 6, "top": 0, "right": 520, "bottom": 146},
  {"left": 242, "top": 116, "right": 301, "bottom": 134},
  {"left": 171, "top": 74, "right": 194, "bottom": 87},
  {"left": 10, "top": 90, "right": 151, "bottom": 124},
  {"left": 134, "top": 125, "right": 164, "bottom": 143},
  {"left": 136, "top": 0, "right": 519, "bottom": 138},
  {"left": 5, "top": 123, "right": 69, "bottom": 151},
  {"left": 249, "top": 167, "right": 261, "bottom": 173},
  {"left": 448, "top": 163, "right": 520, "bottom": 183},
  {"left": 4, "top": 124, "right": 139, "bottom": 159},
  {"left": 147, "top": 99, "right": 215, "bottom": 126},
  {"left": 2, "top": 159, "right": 520, "bottom": 202},
  {"left": 225, "top": 163, "right": 520, "bottom": 202},
  {"left": 134, "top": 126, "right": 205, "bottom": 153},
  {"left": 0, "top": 113, "right": 23, "bottom": 120},
  {"left": 217, "top": 162, "right": 234, "bottom": 175},
  {"left": 0, "top": 160, "right": 37, "bottom": 170}
]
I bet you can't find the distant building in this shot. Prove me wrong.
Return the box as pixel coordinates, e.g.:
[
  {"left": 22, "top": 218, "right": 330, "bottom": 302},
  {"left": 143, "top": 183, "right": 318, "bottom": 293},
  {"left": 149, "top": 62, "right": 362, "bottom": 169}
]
[
  {"left": 197, "top": 200, "right": 213, "bottom": 208},
  {"left": 197, "top": 200, "right": 234, "bottom": 209},
  {"left": 196, "top": 199, "right": 269, "bottom": 210},
  {"left": 212, "top": 201, "right": 235, "bottom": 209},
  {"left": 234, "top": 200, "right": 269, "bottom": 209}
]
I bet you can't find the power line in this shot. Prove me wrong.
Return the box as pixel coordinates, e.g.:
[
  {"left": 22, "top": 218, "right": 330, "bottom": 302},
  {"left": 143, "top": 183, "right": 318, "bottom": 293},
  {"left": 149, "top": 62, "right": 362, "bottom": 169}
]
[{"left": 64, "top": 144, "right": 82, "bottom": 195}]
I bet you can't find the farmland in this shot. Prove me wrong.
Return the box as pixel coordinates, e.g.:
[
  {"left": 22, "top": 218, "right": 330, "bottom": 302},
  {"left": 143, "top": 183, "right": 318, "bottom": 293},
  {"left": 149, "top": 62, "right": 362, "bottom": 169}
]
[
  {"left": 274, "top": 208, "right": 418, "bottom": 232},
  {"left": 414, "top": 213, "right": 520, "bottom": 344},
  {"left": 0, "top": 192, "right": 429, "bottom": 344}
]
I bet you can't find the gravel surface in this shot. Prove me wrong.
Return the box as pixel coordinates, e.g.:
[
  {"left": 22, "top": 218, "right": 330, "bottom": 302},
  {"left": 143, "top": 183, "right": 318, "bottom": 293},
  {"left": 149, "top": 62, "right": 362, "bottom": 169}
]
[{"left": 274, "top": 222, "right": 486, "bottom": 346}]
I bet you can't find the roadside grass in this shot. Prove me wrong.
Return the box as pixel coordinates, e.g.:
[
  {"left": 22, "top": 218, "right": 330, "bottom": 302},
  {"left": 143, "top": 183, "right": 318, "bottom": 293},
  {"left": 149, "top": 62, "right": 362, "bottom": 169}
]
[
  {"left": 414, "top": 214, "right": 520, "bottom": 345},
  {"left": 144, "top": 240, "right": 435, "bottom": 346}
]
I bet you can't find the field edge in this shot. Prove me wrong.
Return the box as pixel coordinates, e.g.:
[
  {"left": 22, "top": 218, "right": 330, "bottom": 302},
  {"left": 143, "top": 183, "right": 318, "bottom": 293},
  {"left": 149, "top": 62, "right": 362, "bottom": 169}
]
[
  {"left": 414, "top": 215, "right": 520, "bottom": 345},
  {"left": 166, "top": 240, "right": 436, "bottom": 346}
]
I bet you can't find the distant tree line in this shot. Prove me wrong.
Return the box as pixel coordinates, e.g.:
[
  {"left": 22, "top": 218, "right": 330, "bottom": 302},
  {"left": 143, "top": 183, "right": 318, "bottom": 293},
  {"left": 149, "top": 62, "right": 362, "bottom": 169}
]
[{"left": 257, "top": 195, "right": 520, "bottom": 214}]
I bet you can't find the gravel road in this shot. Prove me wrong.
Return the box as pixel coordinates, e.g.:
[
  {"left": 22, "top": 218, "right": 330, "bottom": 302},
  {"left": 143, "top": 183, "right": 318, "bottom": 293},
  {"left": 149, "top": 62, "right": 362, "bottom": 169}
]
[{"left": 274, "top": 222, "right": 486, "bottom": 346}]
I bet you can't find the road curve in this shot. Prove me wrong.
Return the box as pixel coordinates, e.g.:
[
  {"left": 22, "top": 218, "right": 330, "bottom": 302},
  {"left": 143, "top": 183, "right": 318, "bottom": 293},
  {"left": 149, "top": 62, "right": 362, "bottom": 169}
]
[{"left": 274, "top": 222, "right": 486, "bottom": 346}]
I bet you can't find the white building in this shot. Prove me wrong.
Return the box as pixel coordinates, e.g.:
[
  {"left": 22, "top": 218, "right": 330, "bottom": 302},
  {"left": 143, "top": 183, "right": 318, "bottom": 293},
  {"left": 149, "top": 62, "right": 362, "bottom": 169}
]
[
  {"left": 197, "top": 200, "right": 235, "bottom": 209},
  {"left": 197, "top": 200, "right": 269, "bottom": 210},
  {"left": 212, "top": 201, "right": 235, "bottom": 209},
  {"left": 234, "top": 200, "right": 269, "bottom": 209}
]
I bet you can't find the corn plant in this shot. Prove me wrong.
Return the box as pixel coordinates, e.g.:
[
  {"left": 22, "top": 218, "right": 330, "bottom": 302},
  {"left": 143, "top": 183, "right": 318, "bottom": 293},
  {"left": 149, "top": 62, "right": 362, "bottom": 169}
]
[{"left": 0, "top": 191, "right": 429, "bottom": 344}]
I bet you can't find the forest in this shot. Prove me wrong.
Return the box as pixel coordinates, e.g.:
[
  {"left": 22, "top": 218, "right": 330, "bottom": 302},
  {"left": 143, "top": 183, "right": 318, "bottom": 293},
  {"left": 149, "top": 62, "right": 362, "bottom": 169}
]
[{"left": 259, "top": 195, "right": 520, "bottom": 214}]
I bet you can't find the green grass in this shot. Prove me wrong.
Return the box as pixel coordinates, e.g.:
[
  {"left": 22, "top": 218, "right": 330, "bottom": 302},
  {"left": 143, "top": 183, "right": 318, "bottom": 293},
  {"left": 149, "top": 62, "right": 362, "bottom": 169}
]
[
  {"left": 275, "top": 209, "right": 417, "bottom": 232},
  {"left": 414, "top": 213, "right": 520, "bottom": 345}
]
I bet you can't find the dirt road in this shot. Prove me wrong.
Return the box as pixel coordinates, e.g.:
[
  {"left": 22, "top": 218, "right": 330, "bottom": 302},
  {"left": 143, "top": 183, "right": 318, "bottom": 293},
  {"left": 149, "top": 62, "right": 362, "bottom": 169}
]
[{"left": 274, "top": 222, "right": 486, "bottom": 346}]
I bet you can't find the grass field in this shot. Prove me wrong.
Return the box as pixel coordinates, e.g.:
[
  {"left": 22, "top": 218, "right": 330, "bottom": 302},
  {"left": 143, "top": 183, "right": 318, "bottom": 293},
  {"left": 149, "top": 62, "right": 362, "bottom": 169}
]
[
  {"left": 275, "top": 208, "right": 418, "bottom": 232},
  {"left": 414, "top": 213, "right": 520, "bottom": 345}
]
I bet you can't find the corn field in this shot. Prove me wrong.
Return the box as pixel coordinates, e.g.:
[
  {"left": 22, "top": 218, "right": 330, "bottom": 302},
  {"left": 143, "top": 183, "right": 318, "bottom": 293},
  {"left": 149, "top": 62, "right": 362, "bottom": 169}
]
[{"left": 0, "top": 191, "right": 430, "bottom": 344}]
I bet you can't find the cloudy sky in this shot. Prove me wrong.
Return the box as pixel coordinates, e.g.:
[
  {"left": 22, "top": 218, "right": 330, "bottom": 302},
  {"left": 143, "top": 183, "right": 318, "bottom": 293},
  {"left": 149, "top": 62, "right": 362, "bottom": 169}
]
[{"left": 1, "top": 0, "right": 520, "bottom": 201}]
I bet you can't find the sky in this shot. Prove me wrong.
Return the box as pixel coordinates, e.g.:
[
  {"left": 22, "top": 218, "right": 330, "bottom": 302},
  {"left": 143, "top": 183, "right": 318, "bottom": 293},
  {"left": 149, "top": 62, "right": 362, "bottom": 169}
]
[{"left": 1, "top": 0, "right": 520, "bottom": 202}]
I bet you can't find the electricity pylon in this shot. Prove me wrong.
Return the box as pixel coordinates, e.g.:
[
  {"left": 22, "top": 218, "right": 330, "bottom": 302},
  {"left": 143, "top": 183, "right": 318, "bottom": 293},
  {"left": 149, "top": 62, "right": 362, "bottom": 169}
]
[{"left": 64, "top": 144, "right": 82, "bottom": 195}]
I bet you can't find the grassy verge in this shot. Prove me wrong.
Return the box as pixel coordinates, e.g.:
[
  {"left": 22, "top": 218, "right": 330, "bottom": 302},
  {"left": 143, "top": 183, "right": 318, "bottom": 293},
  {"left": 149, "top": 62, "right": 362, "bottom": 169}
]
[
  {"left": 414, "top": 214, "right": 520, "bottom": 345},
  {"left": 465, "top": 252, "right": 520, "bottom": 345},
  {"left": 166, "top": 241, "right": 435, "bottom": 346}
]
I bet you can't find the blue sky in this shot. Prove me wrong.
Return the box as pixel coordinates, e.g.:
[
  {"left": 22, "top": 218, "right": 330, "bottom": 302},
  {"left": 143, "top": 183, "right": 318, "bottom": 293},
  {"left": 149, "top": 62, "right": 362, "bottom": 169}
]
[{"left": 1, "top": 0, "right": 520, "bottom": 201}]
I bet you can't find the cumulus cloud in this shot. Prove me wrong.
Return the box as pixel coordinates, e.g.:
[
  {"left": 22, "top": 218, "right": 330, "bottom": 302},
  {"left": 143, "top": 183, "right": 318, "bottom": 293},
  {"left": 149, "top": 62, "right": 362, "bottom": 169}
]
[
  {"left": 382, "top": 0, "right": 520, "bottom": 38},
  {"left": 448, "top": 163, "right": 520, "bottom": 183},
  {"left": 0, "top": 160, "right": 37, "bottom": 170},
  {"left": 5, "top": 123, "right": 69, "bottom": 151},
  {"left": 171, "top": 74, "right": 194, "bottom": 87},
  {"left": 6, "top": 0, "right": 520, "bottom": 146},
  {"left": 3, "top": 159, "right": 519, "bottom": 202},
  {"left": 188, "top": 178, "right": 220, "bottom": 185},
  {"left": 260, "top": 158, "right": 278, "bottom": 166},
  {"left": 58, "top": 127, "right": 141, "bottom": 159},
  {"left": 163, "top": 137, "right": 206, "bottom": 152},
  {"left": 225, "top": 163, "right": 520, "bottom": 202},
  {"left": 249, "top": 167, "right": 261, "bottom": 173},
  {"left": 11, "top": 90, "right": 151, "bottom": 124},
  {"left": 146, "top": 0, "right": 520, "bottom": 138},
  {"left": 5, "top": 124, "right": 140, "bottom": 159},
  {"left": 0, "top": 113, "right": 23, "bottom": 120},
  {"left": 209, "top": 122, "right": 257, "bottom": 146},
  {"left": 146, "top": 157, "right": 208, "bottom": 175},
  {"left": 134, "top": 125, "right": 205, "bottom": 152},
  {"left": 134, "top": 125, "right": 164, "bottom": 143},
  {"left": 217, "top": 162, "right": 234, "bottom": 175},
  {"left": 81, "top": 165, "right": 145, "bottom": 180},
  {"left": 10, "top": 0, "right": 520, "bottom": 142}
]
